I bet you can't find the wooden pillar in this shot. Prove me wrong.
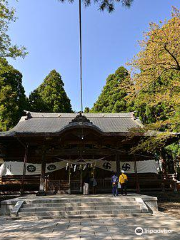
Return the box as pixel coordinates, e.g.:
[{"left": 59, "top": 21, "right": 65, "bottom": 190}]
[
  {"left": 68, "top": 165, "right": 71, "bottom": 194},
  {"left": 20, "top": 145, "right": 28, "bottom": 195},
  {"left": 45, "top": 175, "right": 48, "bottom": 192},
  {"left": 134, "top": 157, "right": 140, "bottom": 193},
  {"left": 116, "top": 154, "right": 120, "bottom": 176},
  {"left": 92, "top": 163, "right": 96, "bottom": 194},
  {"left": 37, "top": 146, "right": 46, "bottom": 196},
  {"left": 160, "top": 149, "right": 167, "bottom": 192},
  {"left": 80, "top": 167, "right": 83, "bottom": 193}
]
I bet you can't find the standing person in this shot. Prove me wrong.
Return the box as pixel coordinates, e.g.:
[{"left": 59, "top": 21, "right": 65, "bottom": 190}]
[
  {"left": 119, "top": 170, "right": 128, "bottom": 196},
  {"left": 83, "top": 174, "right": 90, "bottom": 195},
  {"left": 111, "top": 172, "right": 118, "bottom": 197}
]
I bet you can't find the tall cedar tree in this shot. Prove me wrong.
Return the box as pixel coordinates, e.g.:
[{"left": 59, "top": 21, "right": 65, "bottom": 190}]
[
  {"left": 0, "top": 58, "right": 28, "bottom": 131},
  {"left": 91, "top": 66, "right": 133, "bottom": 113},
  {"left": 29, "top": 70, "right": 72, "bottom": 113}
]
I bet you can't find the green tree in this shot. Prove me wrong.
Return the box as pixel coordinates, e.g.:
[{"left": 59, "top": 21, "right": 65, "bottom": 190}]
[
  {"left": 28, "top": 89, "right": 46, "bottom": 113},
  {"left": 0, "top": 58, "right": 28, "bottom": 131},
  {"left": 58, "top": 0, "right": 133, "bottom": 12},
  {"left": 132, "top": 71, "right": 180, "bottom": 128},
  {"left": 91, "top": 66, "right": 134, "bottom": 113},
  {"left": 0, "top": 0, "right": 27, "bottom": 59},
  {"left": 127, "top": 7, "right": 180, "bottom": 160},
  {"left": 84, "top": 107, "right": 90, "bottom": 113},
  {"left": 29, "top": 70, "right": 72, "bottom": 113},
  {"left": 128, "top": 8, "right": 180, "bottom": 132}
]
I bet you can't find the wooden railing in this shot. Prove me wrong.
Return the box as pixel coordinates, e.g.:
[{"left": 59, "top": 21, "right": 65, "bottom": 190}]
[{"left": 48, "top": 180, "right": 69, "bottom": 193}]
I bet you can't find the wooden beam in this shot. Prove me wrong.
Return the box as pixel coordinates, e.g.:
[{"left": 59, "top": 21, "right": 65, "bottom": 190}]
[{"left": 41, "top": 147, "right": 127, "bottom": 157}]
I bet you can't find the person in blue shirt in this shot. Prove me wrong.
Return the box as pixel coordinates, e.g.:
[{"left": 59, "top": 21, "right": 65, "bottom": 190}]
[{"left": 111, "top": 172, "right": 118, "bottom": 197}]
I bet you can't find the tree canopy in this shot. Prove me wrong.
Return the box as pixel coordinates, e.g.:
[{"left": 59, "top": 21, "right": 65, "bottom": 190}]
[
  {"left": 29, "top": 70, "right": 72, "bottom": 113},
  {"left": 128, "top": 7, "right": 180, "bottom": 91},
  {"left": 91, "top": 66, "right": 133, "bottom": 113},
  {"left": 0, "top": 58, "right": 28, "bottom": 131},
  {"left": 127, "top": 7, "right": 180, "bottom": 154},
  {"left": 58, "top": 0, "right": 133, "bottom": 12},
  {"left": 0, "top": 0, "right": 27, "bottom": 59}
]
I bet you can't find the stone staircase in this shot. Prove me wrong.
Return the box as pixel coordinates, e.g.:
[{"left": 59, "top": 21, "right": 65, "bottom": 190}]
[{"left": 17, "top": 196, "right": 151, "bottom": 219}]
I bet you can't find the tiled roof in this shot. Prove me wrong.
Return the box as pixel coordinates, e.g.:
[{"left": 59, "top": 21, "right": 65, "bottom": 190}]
[{"left": 0, "top": 112, "right": 143, "bottom": 136}]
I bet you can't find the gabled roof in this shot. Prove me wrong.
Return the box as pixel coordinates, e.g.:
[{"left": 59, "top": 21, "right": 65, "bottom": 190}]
[{"left": 0, "top": 112, "right": 143, "bottom": 137}]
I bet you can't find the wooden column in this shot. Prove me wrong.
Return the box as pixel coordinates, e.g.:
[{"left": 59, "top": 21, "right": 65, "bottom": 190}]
[
  {"left": 20, "top": 145, "right": 28, "bottom": 195},
  {"left": 160, "top": 149, "right": 167, "bottom": 192},
  {"left": 134, "top": 157, "right": 140, "bottom": 193},
  {"left": 68, "top": 166, "right": 71, "bottom": 194},
  {"left": 116, "top": 154, "right": 120, "bottom": 176},
  {"left": 92, "top": 164, "right": 96, "bottom": 194},
  {"left": 37, "top": 146, "right": 46, "bottom": 196},
  {"left": 80, "top": 167, "right": 83, "bottom": 193}
]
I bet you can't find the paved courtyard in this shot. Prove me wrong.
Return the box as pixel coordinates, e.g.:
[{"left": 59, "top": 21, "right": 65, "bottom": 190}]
[{"left": 0, "top": 212, "right": 180, "bottom": 240}]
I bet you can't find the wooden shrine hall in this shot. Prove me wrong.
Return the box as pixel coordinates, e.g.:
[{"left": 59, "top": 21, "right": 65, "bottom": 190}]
[{"left": 0, "top": 112, "right": 174, "bottom": 195}]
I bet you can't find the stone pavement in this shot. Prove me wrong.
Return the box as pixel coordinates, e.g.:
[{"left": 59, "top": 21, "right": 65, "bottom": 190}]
[{"left": 0, "top": 212, "right": 179, "bottom": 240}]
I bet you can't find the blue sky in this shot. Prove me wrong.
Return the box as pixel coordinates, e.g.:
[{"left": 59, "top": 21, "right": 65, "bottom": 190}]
[{"left": 8, "top": 0, "right": 180, "bottom": 111}]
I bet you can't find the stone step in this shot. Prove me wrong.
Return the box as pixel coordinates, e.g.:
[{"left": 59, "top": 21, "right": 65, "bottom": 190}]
[
  {"left": 22, "top": 201, "right": 139, "bottom": 208},
  {"left": 16, "top": 196, "right": 152, "bottom": 219},
  {"left": 17, "top": 212, "right": 152, "bottom": 220},
  {"left": 65, "top": 205, "right": 140, "bottom": 211},
  {"left": 20, "top": 205, "right": 140, "bottom": 212},
  {"left": 18, "top": 212, "right": 151, "bottom": 220},
  {"left": 25, "top": 198, "right": 136, "bottom": 204},
  {"left": 18, "top": 209, "right": 143, "bottom": 217},
  {"left": 24, "top": 199, "right": 137, "bottom": 205}
]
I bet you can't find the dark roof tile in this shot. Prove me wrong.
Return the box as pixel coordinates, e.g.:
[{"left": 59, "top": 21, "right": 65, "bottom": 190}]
[{"left": 0, "top": 112, "right": 143, "bottom": 136}]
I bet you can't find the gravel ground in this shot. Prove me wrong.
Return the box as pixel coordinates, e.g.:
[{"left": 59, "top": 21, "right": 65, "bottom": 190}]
[{"left": 158, "top": 202, "right": 180, "bottom": 219}]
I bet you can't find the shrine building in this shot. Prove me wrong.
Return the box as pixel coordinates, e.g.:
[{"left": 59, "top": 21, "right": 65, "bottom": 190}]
[{"left": 0, "top": 112, "right": 173, "bottom": 195}]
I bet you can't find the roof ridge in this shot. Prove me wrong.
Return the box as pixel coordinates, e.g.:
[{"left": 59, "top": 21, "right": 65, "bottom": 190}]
[{"left": 27, "top": 112, "right": 135, "bottom": 118}]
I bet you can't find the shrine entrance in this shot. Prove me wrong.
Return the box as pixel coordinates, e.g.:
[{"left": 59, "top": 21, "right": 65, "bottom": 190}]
[{"left": 47, "top": 159, "right": 113, "bottom": 194}]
